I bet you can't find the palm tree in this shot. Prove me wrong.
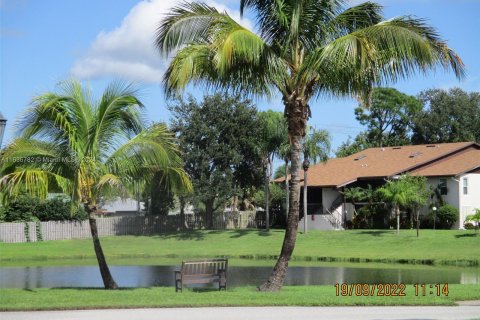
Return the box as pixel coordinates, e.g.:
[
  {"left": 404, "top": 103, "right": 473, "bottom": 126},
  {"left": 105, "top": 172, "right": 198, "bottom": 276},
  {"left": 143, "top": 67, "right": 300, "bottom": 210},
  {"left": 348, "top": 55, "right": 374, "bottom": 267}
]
[
  {"left": 302, "top": 127, "right": 330, "bottom": 233},
  {"left": 258, "top": 111, "right": 288, "bottom": 230},
  {"left": 0, "top": 80, "right": 191, "bottom": 289},
  {"left": 376, "top": 175, "right": 427, "bottom": 235},
  {"left": 155, "top": 0, "right": 464, "bottom": 291}
]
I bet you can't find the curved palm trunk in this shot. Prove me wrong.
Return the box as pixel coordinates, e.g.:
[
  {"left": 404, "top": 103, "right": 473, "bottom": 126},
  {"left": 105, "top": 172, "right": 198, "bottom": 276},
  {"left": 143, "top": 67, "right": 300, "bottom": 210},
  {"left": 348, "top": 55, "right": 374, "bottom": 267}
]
[
  {"left": 88, "top": 212, "right": 118, "bottom": 289},
  {"left": 259, "top": 100, "right": 306, "bottom": 291}
]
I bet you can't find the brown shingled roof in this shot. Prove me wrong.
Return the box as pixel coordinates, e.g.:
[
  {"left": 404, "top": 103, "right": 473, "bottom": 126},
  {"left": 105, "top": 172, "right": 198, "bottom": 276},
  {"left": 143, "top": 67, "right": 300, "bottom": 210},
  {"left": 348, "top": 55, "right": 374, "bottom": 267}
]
[{"left": 275, "top": 142, "right": 479, "bottom": 187}]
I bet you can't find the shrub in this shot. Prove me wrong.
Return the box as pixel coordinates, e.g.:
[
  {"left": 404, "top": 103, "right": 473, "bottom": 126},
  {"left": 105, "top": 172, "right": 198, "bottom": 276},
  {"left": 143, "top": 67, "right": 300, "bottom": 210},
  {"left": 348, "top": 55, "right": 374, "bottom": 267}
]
[
  {"left": 464, "top": 222, "right": 475, "bottom": 230},
  {"left": 434, "top": 204, "right": 458, "bottom": 229},
  {"left": 1, "top": 195, "right": 39, "bottom": 222},
  {"left": 0, "top": 194, "right": 88, "bottom": 222}
]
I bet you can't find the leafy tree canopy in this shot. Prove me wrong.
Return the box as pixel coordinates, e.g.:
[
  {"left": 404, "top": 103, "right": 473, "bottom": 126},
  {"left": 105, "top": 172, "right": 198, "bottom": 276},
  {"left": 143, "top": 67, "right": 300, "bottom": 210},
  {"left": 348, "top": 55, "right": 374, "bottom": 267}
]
[
  {"left": 337, "top": 87, "right": 421, "bottom": 157},
  {"left": 337, "top": 87, "right": 479, "bottom": 157},
  {"left": 168, "top": 93, "right": 263, "bottom": 225},
  {"left": 412, "top": 88, "right": 480, "bottom": 144},
  {"left": 355, "top": 88, "right": 422, "bottom": 146}
]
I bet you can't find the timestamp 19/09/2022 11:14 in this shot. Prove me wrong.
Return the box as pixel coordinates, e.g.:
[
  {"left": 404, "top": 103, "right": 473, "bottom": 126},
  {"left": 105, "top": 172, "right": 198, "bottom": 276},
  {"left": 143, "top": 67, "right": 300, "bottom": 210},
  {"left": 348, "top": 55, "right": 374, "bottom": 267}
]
[{"left": 334, "top": 283, "right": 449, "bottom": 297}]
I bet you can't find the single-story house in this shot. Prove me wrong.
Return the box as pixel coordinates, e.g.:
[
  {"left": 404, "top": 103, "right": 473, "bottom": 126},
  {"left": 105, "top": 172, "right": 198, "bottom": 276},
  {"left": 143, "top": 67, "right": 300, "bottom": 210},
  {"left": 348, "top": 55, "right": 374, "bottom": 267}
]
[
  {"left": 277, "top": 142, "right": 480, "bottom": 230},
  {"left": 99, "top": 197, "right": 145, "bottom": 217}
]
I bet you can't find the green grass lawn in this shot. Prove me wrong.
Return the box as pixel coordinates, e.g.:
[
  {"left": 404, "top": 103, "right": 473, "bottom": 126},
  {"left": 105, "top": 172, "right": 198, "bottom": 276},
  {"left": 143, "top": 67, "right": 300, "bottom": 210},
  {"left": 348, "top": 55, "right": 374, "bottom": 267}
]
[
  {"left": 1, "top": 229, "right": 478, "bottom": 267},
  {"left": 1, "top": 284, "right": 479, "bottom": 311}
]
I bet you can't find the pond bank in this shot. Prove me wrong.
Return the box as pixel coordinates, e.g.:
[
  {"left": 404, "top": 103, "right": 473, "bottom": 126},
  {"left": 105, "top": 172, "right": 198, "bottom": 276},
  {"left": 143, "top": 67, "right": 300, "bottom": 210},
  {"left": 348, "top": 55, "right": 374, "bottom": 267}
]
[{"left": 1, "top": 230, "right": 478, "bottom": 267}]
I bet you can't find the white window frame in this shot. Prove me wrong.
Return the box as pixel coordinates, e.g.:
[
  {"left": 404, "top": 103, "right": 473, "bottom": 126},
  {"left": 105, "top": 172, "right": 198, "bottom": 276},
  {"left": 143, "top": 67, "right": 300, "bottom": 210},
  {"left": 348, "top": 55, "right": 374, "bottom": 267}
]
[{"left": 463, "top": 177, "right": 468, "bottom": 195}]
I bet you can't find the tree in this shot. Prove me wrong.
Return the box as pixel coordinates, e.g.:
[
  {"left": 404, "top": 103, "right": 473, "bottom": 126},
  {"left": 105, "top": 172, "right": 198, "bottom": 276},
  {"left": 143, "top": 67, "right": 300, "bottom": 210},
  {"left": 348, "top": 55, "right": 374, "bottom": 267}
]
[
  {"left": 465, "top": 209, "right": 480, "bottom": 234},
  {"left": 336, "top": 88, "right": 422, "bottom": 157},
  {"left": 146, "top": 171, "right": 175, "bottom": 216},
  {"left": 354, "top": 87, "right": 422, "bottom": 147},
  {"left": 155, "top": 0, "right": 464, "bottom": 291},
  {"left": 335, "top": 132, "right": 371, "bottom": 158},
  {"left": 0, "top": 80, "right": 191, "bottom": 289},
  {"left": 412, "top": 88, "right": 480, "bottom": 144},
  {"left": 342, "top": 185, "right": 376, "bottom": 228},
  {"left": 168, "top": 93, "right": 263, "bottom": 228},
  {"left": 376, "top": 175, "right": 429, "bottom": 235},
  {"left": 258, "top": 110, "right": 288, "bottom": 230},
  {"left": 406, "top": 177, "right": 430, "bottom": 237},
  {"left": 302, "top": 127, "right": 330, "bottom": 233}
]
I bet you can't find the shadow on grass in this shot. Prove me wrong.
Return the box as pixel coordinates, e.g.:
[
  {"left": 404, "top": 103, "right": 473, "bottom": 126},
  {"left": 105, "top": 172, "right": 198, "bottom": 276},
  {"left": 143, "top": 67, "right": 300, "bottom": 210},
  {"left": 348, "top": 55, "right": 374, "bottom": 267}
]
[
  {"left": 50, "top": 287, "right": 139, "bottom": 291},
  {"left": 153, "top": 230, "right": 207, "bottom": 241},
  {"left": 455, "top": 233, "right": 478, "bottom": 238},
  {"left": 357, "top": 230, "right": 393, "bottom": 236},
  {"left": 229, "top": 229, "right": 251, "bottom": 238},
  {"left": 257, "top": 230, "right": 274, "bottom": 237}
]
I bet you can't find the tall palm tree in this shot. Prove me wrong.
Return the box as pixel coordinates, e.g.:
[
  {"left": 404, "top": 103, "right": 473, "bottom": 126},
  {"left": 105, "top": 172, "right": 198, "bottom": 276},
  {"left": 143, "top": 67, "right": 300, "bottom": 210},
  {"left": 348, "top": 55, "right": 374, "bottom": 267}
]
[
  {"left": 155, "top": 0, "right": 464, "bottom": 291},
  {"left": 0, "top": 80, "right": 191, "bottom": 289},
  {"left": 302, "top": 127, "right": 330, "bottom": 233}
]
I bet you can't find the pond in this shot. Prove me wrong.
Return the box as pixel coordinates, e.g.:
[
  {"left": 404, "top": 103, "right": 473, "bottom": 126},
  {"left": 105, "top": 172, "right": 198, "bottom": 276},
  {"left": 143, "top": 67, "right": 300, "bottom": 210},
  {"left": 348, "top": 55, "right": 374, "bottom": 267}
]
[{"left": 1, "top": 264, "right": 479, "bottom": 289}]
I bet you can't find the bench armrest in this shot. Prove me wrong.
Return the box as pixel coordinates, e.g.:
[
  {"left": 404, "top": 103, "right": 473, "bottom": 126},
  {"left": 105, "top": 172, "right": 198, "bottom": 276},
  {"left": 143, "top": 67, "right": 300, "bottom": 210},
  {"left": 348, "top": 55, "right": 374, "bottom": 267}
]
[{"left": 174, "top": 270, "right": 182, "bottom": 280}]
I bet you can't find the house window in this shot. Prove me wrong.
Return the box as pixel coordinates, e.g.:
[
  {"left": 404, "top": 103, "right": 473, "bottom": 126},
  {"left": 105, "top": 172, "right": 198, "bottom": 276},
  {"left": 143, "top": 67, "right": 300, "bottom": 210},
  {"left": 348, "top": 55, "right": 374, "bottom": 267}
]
[
  {"left": 438, "top": 178, "right": 447, "bottom": 195},
  {"left": 463, "top": 178, "right": 468, "bottom": 195}
]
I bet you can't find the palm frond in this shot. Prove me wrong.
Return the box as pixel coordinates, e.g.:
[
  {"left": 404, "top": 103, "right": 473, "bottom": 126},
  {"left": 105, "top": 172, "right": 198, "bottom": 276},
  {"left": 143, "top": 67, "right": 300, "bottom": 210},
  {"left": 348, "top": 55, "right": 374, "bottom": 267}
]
[
  {"left": 93, "top": 81, "right": 145, "bottom": 158},
  {"left": 0, "top": 169, "right": 57, "bottom": 201},
  {"left": 301, "top": 15, "right": 465, "bottom": 99},
  {"left": 96, "top": 173, "right": 131, "bottom": 199},
  {"left": 155, "top": 2, "right": 221, "bottom": 56},
  {"left": 156, "top": 1, "right": 289, "bottom": 98}
]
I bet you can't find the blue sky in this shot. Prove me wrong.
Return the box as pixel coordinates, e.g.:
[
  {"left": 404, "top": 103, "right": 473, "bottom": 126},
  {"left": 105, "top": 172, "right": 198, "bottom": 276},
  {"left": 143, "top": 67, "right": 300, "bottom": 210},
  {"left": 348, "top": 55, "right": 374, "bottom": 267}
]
[{"left": 1, "top": 0, "right": 479, "bottom": 152}]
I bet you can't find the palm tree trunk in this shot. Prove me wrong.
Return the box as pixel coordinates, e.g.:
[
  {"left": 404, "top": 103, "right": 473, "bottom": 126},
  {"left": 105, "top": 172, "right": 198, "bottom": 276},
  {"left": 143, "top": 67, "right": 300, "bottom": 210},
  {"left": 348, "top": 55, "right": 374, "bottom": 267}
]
[
  {"left": 303, "top": 168, "right": 308, "bottom": 233},
  {"left": 259, "top": 100, "right": 305, "bottom": 291},
  {"left": 180, "top": 196, "right": 187, "bottom": 230},
  {"left": 396, "top": 205, "right": 400, "bottom": 235},
  {"left": 416, "top": 207, "right": 420, "bottom": 237},
  {"left": 285, "top": 159, "right": 289, "bottom": 216},
  {"left": 264, "top": 161, "right": 270, "bottom": 231},
  {"left": 88, "top": 213, "right": 118, "bottom": 289}
]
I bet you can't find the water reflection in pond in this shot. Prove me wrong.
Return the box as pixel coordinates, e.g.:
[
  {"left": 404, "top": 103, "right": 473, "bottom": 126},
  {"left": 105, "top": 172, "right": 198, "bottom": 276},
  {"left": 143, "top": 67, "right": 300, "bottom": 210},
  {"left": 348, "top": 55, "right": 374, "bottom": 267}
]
[{"left": 1, "top": 265, "right": 478, "bottom": 289}]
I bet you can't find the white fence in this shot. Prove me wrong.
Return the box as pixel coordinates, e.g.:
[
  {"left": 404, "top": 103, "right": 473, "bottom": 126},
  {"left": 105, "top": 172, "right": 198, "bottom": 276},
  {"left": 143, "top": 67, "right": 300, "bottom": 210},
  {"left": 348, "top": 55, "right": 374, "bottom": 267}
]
[{"left": 0, "top": 211, "right": 261, "bottom": 243}]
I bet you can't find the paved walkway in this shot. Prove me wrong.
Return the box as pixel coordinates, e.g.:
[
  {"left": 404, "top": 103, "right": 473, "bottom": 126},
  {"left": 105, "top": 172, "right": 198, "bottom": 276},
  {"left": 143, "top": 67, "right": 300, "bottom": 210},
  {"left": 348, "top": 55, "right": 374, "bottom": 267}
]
[{"left": 2, "top": 306, "right": 480, "bottom": 320}]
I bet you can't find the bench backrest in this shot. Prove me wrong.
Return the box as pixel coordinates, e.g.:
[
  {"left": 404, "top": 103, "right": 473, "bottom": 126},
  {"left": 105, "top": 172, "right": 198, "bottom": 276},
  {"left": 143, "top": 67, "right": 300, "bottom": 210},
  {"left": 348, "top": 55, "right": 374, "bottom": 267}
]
[{"left": 181, "top": 259, "right": 228, "bottom": 276}]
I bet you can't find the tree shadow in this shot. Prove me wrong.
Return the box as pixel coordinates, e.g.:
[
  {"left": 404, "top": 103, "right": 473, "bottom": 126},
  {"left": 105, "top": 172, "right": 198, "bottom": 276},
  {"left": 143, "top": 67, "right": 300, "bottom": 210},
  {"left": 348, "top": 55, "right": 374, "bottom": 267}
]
[
  {"left": 50, "top": 287, "right": 138, "bottom": 290},
  {"left": 455, "top": 233, "right": 478, "bottom": 238},
  {"left": 229, "top": 229, "right": 251, "bottom": 238},
  {"left": 189, "top": 287, "right": 225, "bottom": 293},
  {"left": 356, "top": 230, "right": 393, "bottom": 236},
  {"left": 257, "top": 230, "right": 273, "bottom": 237},
  {"left": 155, "top": 230, "right": 206, "bottom": 241}
]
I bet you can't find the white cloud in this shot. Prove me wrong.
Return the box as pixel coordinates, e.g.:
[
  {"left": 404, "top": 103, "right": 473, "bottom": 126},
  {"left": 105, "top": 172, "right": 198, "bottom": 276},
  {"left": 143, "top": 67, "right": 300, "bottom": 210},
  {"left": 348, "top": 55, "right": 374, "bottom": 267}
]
[{"left": 71, "top": 0, "right": 252, "bottom": 84}]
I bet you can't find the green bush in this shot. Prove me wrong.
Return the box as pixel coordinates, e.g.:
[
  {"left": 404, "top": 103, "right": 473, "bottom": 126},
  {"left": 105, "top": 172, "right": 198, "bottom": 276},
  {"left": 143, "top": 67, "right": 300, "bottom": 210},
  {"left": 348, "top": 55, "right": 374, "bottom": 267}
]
[
  {"left": 464, "top": 222, "right": 475, "bottom": 230},
  {"left": 434, "top": 204, "right": 458, "bottom": 229},
  {"left": 0, "top": 195, "right": 88, "bottom": 222},
  {"left": 1, "top": 195, "right": 39, "bottom": 222}
]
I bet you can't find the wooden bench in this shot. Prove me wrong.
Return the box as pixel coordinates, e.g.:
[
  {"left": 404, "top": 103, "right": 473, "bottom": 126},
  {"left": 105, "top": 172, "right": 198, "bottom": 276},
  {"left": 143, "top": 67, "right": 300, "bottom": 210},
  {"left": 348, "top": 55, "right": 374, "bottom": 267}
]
[{"left": 174, "top": 258, "right": 228, "bottom": 292}]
